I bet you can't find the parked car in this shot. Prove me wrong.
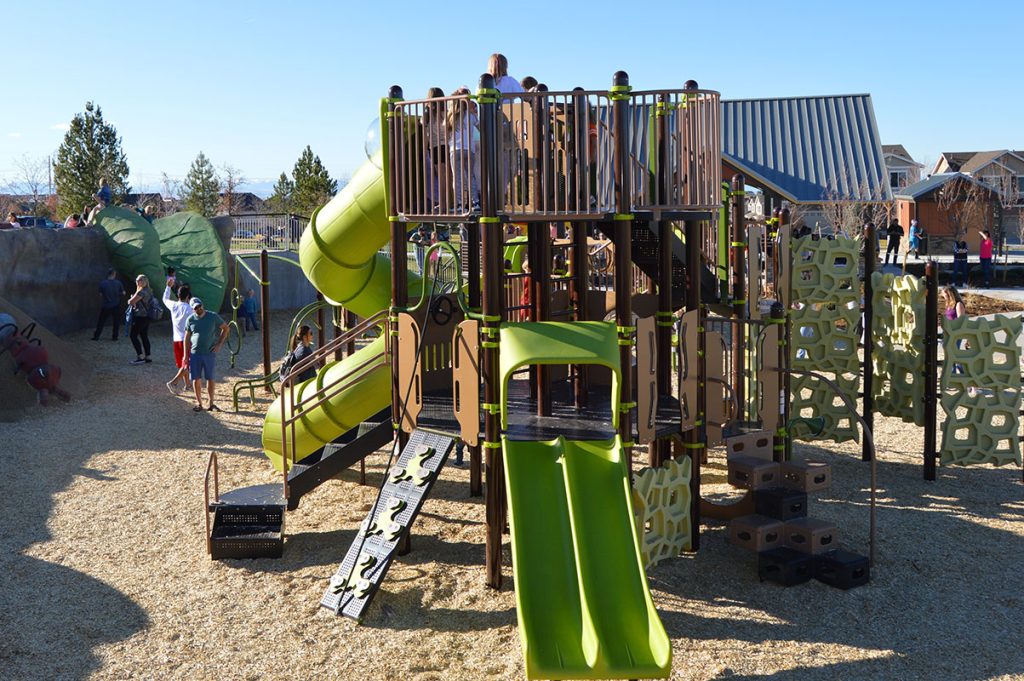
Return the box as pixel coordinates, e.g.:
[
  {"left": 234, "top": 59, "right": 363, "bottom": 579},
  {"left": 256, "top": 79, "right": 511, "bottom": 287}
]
[{"left": 16, "top": 216, "right": 59, "bottom": 228}]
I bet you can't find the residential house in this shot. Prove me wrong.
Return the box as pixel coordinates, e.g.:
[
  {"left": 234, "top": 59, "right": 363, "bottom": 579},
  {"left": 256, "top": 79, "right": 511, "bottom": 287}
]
[
  {"left": 895, "top": 173, "right": 999, "bottom": 253},
  {"left": 882, "top": 144, "right": 924, "bottom": 193},
  {"left": 931, "top": 150, "right": 1024, "bottom": 236}
]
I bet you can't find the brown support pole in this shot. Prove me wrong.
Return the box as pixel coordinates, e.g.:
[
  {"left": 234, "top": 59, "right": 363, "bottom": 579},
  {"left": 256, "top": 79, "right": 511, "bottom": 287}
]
[
  {"left": 684, "top": 217, "right": 705, "bottom": 551},
  {"left": 385, "top": 86, "right": 413, "bottom": 555},
  {"left": 730, "top": 174, "right": 747, "bottom": 424},
  {"left": 649, "top": 93, "right": 673, "bottom": 467},
  {"left": 771, "top": 302, "right": 787, "bottom": 464},
  {"left": 316, "top": 292, "right": 326, "bottom": 349},
  {"left": 260, "top": 249, "right": 271, "bottom": 389},
  {"left": 611, "top": 71, "right": 634, "bottom": 460},
  {"left": 468, "top": 188, "right": 483, "bottom": 498},
  {"left": 779, "top": 207, "right": 792, "bottom": 461},
  {"left": 479, "top": 73, "right": 504, "bottom": 589},
  {"left": 924, "top": 260, "right": 938, "bottom": 480},
  {"left": 569, "top": 88, "right": 590, "bottom": 410},
  {"left": 534, "top": 223, "right": 552, "bottom": 416},
  {"left": 862, "top": 223, "right": 876, "bottom": 462}
]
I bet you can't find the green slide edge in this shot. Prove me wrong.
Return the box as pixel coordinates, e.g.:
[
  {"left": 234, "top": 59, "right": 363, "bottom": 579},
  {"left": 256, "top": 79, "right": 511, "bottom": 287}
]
[
  {"left": 152, "top": 211, "right": 229, "bottom": 312},
  {"left": 90, "top": 206, "right": 164, "bottom": 290},
  {"left": 503, "top": 435, "right": 671, "bottom": 680}
]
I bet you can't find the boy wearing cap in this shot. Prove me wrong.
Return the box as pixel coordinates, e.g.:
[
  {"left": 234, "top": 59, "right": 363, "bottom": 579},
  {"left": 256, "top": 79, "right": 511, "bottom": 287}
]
[{"left": 182, "top": 297, "right": 229, "bottom": 412}]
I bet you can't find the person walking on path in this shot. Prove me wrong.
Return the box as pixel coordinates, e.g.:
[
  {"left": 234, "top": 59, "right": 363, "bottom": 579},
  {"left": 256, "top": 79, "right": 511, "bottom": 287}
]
[
  {"left": 979, "top": 229, "right": 994, "bottom": 287},
  {"left": 182, "top": 297, "right": 228, "bottom": 412},
  {"left": 908, "top": 219, "right": 923, "bottom": 258},
  {"left": 241, "top": 289, "right": 260, "bottom": 333},
  {"left": 163, "top": 276, "right": 193, "bottom": 393},
  {"left": 92, "top": 269, "right": 125, "bottom": 341},
  {"left": 127, "top": 274, "right": 155, "bottom": 364},
  {"left": 952, "top": 238, "right": 969, "bottom": 287},
  {"left": 884, "top": 220, "right": 903, "bottom": 265}
]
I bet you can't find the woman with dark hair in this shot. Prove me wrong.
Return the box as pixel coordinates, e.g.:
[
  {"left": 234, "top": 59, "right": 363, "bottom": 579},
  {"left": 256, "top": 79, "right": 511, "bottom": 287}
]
[
  {"left": 287, "top": 325, "right": 320, "bottom": 384},
  {"left": 424, "top": 86, "right": 448, "bottom": 212},
  {"left": 979, "top": 229, "right": 993, "bottom": 287},
  {"left": 127, "top": 274, "right": 154, "bottom": 365}
]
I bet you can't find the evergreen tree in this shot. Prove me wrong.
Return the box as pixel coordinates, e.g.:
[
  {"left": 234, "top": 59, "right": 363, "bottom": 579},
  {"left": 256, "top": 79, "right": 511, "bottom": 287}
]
[
  {"left": 54, "top": 102, "right": 130, "bottom": 215},
  {"left": 291, "top": 146, "right": 337, "bottom": 216},
  {"left": 267, "top": 172, "right": 294, "bottom": 213},
  {"left": 181, "top": 152, "right": 222, "bottom": 217}
]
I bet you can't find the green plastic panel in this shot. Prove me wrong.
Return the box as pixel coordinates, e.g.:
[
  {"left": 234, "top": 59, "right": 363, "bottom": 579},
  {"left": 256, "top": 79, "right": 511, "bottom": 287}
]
[
  {"left": 90, "top": 206, "right": 164, "bottom": 289},
  {"left": 790, "top": 236, "right": 861, "bottom": 443},
  {"left": 940, "top": 314, "right": 1023, "bottom": 467},
  {"left": 499, "top": 321, "right": 620, "bottom": 429},
  {"left": 152, "top": 211, "right": 229, "bottom": 312},
  {"left": 632, "top": 456, "right": 692, "bottom": 569},
  {"left": 503, "top": 436, "right": 671, "bottom": 680},
  {"left": 870, "top": 273, "right": 926, "bottom": 425}
]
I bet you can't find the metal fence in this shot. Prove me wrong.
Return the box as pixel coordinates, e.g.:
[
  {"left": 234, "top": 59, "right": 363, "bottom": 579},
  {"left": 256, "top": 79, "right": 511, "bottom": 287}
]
[
  {"left": 229, "top": 213, "right": 308, "bottom": 253},
  {"left": 387, "top": 86, "right": 721, "bottom": 222}
]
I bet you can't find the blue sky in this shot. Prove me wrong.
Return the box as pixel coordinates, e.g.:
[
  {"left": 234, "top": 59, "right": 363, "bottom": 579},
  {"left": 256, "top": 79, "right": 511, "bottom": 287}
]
[{"left": 2, "top": 0, "right": 1021, "bottom": 194}]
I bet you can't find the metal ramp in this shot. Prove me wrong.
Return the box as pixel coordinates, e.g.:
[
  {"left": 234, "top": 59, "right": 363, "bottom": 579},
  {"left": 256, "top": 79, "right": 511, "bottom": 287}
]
[{"left": 320, "top": 429, "right": 455, "bottom": 621}]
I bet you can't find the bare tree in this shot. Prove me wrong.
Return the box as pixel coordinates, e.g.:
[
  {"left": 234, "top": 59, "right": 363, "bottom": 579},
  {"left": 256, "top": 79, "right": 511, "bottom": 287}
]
[
  {"left": 937, "top": 176, "right": 992, "bottom": 242},
  {"left": 220, "top": 164, "right": 246, "bottom": 215},
  {"left": 11, "top": 154, "right": 50, "bottom": 216},
  {"left": 819, "top": 175, "right": 893, "bottom": 239},
  {"left": 160, "top": 171, "right": 182, "bottom": 215}
]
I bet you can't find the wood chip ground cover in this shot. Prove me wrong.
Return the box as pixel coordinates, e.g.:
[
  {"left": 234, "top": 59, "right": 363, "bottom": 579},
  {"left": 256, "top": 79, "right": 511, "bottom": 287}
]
[{"left": 1, "top": 312, "right": 1021, "bottom": 680}]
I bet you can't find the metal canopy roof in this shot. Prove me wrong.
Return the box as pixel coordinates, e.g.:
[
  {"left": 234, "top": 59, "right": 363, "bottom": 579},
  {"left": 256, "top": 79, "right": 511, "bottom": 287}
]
[{"left": 722, "top": 94, "right": 891, "bottom": 204}]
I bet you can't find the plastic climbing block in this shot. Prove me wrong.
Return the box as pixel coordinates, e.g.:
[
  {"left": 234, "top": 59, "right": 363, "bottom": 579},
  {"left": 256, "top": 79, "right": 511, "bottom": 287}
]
[
  {"left": 789, "top": 236, "right": 861, "bottom": 444},
  {"left": 790, "top": 373, "right": 860, "bottom": 443},
  {"left": 631, "top": 456, "right": 692, "bottom": 569},
  {"left": 871, "top": 273, "right": 926, "bottom": 424},
  {"left": 940, "top": 315, "right": 1022, "bottom": 467}
]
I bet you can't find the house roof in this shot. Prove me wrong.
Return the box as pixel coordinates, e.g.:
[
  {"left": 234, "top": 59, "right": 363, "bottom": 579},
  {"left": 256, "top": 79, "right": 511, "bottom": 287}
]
[
  {"left": 936, "top": 150, "right": 1024, "bottom": 174},
  {"left": 894, "top": 172, "right": 998, "bottom": 200},
  {"left": 721, "top": 94, "right": 891, "bottom": 204},
  {"left": 882, "top": 144, "right": 923, "bottom": 167}
]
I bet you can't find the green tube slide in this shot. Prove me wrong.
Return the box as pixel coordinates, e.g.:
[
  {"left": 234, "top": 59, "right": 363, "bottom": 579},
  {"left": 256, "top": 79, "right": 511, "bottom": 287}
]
[
  {"left": 261, "top": 156, "right": 421, "bottom": 471},
  {"left": 90, "top": 206, "right": 164, "bottom": 290},
  {"left": 503, "top": 435, "right": 671, "bottom": 680}
]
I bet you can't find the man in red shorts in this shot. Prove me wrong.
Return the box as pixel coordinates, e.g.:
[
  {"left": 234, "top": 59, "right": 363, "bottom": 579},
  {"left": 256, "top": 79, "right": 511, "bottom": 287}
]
[{"left": 163, "top": 274, "right": 194, "bottom": 393}]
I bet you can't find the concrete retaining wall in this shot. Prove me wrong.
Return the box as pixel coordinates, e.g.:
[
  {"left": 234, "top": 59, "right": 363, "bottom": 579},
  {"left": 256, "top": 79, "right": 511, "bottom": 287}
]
[
  {"left": 232, "top": 251, "right": 319, "bottom": 312},
  {"left": 0, "top": 229, "right": 113, "bottom": 335}
]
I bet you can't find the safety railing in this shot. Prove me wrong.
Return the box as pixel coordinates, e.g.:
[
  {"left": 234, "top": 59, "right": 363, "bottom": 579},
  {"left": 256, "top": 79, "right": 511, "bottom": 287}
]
[
  {"left": 230, "top": 213, "right": 308, "bottom": 253},
  {"left": 387, "top": 82, "right": 721, "bottom": 222},
  {"left": 278, "top": 309, "right": 389, "bottom": 498},
  {"left": 203, "top": 451, "right": 220, "bottom": 555}
]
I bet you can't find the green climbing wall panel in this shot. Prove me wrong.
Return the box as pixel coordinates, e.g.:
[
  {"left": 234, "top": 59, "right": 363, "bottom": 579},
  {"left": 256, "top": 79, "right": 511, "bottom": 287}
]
[
  {"left": 940, "top": 314, "right": 1022, "bottom": 467},
  {"left": 790, "top": 236, "right": 860, "bottom": 443},
  {"left": 870, "top": 273, "right": 926, "bottom": 425}
]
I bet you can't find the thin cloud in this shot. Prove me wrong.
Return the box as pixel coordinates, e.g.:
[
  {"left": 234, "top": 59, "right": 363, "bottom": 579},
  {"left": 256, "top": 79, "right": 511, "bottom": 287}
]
[
  {"left": 7, "top": 132, "right": 21, "bottom": 138},
  {"left": 50, "top": 123, "right": 69, "bottom": 132}
]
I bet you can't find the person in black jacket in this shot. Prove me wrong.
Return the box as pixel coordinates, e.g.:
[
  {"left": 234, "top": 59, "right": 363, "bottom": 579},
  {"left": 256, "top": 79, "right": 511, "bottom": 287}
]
[
  {"left": 884, "top": 220, "right": 903, "bottom": 265},
  {"left": 952, "top": 239, "right": 969, "bottom": 287}
]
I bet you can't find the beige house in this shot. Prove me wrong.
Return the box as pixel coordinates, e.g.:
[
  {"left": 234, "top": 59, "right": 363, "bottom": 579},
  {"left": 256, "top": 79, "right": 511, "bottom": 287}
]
[
  {"left": 882, "top": 144, "right": 924, "bottom": 193},
  {"left": 932, "top": 150, "right": 1024, "bottom": 235}
]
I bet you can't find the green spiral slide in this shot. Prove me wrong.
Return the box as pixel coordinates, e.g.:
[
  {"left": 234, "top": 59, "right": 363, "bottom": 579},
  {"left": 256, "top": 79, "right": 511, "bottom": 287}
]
[{"left": 261, "top": 156, "right": 421, "bottom": 471}]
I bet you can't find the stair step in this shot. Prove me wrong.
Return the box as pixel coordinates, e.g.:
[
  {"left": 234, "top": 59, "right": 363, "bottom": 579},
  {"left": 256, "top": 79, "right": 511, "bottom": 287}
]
[
  {"left": 208, "top": 483, "right": 286, "bottom": 560},
  {"left": 210, "top": 524, "right": 283, "bottom": 560}
]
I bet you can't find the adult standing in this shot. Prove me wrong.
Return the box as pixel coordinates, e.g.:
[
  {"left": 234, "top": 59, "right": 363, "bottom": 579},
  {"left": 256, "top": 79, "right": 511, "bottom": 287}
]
[
  {"left": 952, "top": 238, "right": 969, "bottom": 288},
  {"left": 488, "top": 53, "right": 524, "bottom": 97},
  {"left": 182, "top": 297, "right": 228, "bottom": 412},
  {"left": 127, "top": 274, "right": 155, "bottom": 364},
  {"left": 884, "top": 220, "right": 902, "bottom": 265},
  {"left": 163, "top": 276, "right": 193, "bottom": 393},
  {"left": 979, "top": 229, "right": 993, "bottom": 287},
  {"left": 92, "top": 268, "right": 125, "bottom": 341},
  {"left": 908, "top": 219, "right": 922, "bottom": 258}
]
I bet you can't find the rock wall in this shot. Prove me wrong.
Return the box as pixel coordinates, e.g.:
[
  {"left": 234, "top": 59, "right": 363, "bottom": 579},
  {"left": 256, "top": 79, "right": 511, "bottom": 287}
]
[{"left": 0, "top": 229, "right": 113, "bottom": 335}]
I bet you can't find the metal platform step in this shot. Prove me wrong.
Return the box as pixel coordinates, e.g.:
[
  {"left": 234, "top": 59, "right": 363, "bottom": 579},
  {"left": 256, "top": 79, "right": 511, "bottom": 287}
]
[
  {"left": 320, "top": 430, "right": 456, "bottom": 621},
  {"left": 208, "top": 484, "right": 285, "bottom": 560}
]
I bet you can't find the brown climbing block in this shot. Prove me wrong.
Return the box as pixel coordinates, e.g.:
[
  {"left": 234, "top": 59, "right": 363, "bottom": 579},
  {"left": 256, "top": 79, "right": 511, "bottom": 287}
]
[
  {"left": 729, "top": 514, "right": 784, "bottom": 552},
  {"left": 754, "top": 487, "right": 808, "bottom": 521},
  {"left": 780, "top": 460, "right": 832, "bottom": 492},
  {"left": 784, "top": 517, "right": 839, "bottom": 555},
  {"left": 727, "top": 456, "right": 781, "bottom": 490},
  {"left": 725, "top": 431, "right": 773, "bottom": 461}
]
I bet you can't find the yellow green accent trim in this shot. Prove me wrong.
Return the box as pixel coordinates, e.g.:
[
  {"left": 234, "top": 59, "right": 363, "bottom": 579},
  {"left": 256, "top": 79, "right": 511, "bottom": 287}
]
[
  {"left": 482, "top": 440, "right": 502, "bottom": 449},
  {"left": 612, "top": 213, "right": 633, "bottom": 221},
  {"left": 479, "top": 216, "right": 501, "bottom": 224}
]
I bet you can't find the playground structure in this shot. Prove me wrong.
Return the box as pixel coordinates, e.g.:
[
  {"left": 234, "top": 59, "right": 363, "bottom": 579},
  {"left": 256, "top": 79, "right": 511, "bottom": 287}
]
[{"left": 202, "top": 72, "right": 1022, "bottom": 680}]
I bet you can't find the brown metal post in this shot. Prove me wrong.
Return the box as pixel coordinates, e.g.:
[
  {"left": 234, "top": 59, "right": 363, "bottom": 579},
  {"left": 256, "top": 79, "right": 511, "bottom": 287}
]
[
  {"left": 332, "top": 307, "right": 343, "bottom": 362},
  {"left": 468, "top": 196, "right": 483, "bottom": 498},
  {"left": 260, "top": 249, "right": 271, "bottom": 388},
  {"left": 570, "top": 88, "right": 590, "bottom": 410},
  {"left": 534, "top": 223, "right": 552, "bottom": 416},
  {"left": 611, "top": 71, "right": 635, "bottom": 455},
  {"left": 683, "top": 217, "right": 705, "bottom": 550},
  {"left": 770, "top": 302, "right": 787, "bottom": 464},
  {"left": 779, "top": 207, "right": 792, "bottom": 461},
  {"left": 924, "top": 260, "right": 938, "bottom": 480},
  {"left": 316, "top": 292, "right": 326, "bottom": 349},
  {"left": 862, "top": 223, "right": 875, "bottom": 462},
  {"left": 730, "top": 174, "right": 747, "bottom": 423},
  {"left": 479, "top": 74, "right": 505, "bottom": 589}
]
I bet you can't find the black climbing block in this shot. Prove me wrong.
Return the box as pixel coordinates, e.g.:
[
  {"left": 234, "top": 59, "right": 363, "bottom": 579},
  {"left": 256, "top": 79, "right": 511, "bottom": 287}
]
[
  {"left": 814, "top": 549, "right": 870, "bottom": 590},
  {"left": 754, "top": 486, "right": 808, "bottom": 521},
  {"left": 757, "top": 547, "right": 813, "bottom": 586}
]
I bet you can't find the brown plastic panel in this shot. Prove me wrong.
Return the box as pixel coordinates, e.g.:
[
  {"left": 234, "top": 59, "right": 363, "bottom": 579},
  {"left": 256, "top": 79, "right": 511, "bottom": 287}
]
[
  {"left": 397, "top": 313, "right": 422, "bottom": 433},
  {"left": 636, "top": 315, "right": 657, "bottom": 444},
  {"left": 725, "top": 430, "right": 774, "bottom": 461},
  {"left": 757, "top": 324, "right": 782, "bottom": 432},
  {"left": 452, "top": 319, "right": 481, "bottom": 447},
  {"left": 707, "top": 331, "right": 725, "bottom": 446}
]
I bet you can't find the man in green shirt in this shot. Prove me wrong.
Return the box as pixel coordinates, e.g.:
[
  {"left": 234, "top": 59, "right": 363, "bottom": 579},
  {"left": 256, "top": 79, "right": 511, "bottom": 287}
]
[{"left": 182, "top": 297, "right": 229, "bottom": 412}]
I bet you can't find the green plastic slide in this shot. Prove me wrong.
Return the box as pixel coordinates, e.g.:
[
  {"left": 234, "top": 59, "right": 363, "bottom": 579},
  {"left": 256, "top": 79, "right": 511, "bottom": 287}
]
[
  {"left": 261, "top": 155, "right": 421, "bottom": 470},
  {"left": 503, "top": 435, "right": 671, "bottom": 680},
  {"left": 90, "top": 206, "right": 164, "bottom": 290},
  {"left": 152, "top": 211, "right": 229, "bottom": 312}
]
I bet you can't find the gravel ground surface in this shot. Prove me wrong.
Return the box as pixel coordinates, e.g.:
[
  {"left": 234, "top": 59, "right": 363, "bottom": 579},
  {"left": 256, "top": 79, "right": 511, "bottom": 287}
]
[{"left": 1, "top": 311, "right": 1022, "bottom": 681}]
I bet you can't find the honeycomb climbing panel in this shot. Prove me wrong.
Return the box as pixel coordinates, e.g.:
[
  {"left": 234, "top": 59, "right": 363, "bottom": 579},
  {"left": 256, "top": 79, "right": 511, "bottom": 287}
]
[
  {"left": 631, "top": 456, "right": 692, "bottom": 569},
  {"left": 870, "top": 273, "right": 926, "bottom": 424},
  {"left": 940, "top": 314, "right": 1022, "bottom": 467},
  {"left": 790, "top": 373, "right": 860, "bottom": 443}
]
